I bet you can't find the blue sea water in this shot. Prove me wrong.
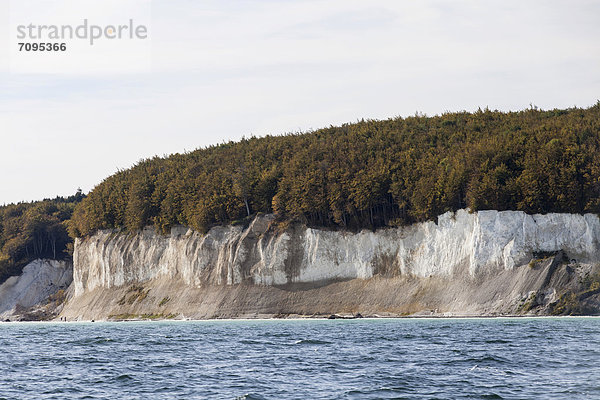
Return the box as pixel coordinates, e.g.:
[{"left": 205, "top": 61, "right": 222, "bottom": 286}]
[{"left": 0, "top": 318, "right": 598, "bottom": 399}]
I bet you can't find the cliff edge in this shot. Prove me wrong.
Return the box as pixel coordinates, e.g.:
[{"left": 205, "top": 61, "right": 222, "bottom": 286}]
[{"left": 54, "top": 209, "right": 600, "bottom": 320}]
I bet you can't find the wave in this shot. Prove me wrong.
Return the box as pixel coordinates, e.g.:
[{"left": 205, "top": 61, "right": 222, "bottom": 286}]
[{"left": 293, "top": 339, "right": 332, "bottom": 345}]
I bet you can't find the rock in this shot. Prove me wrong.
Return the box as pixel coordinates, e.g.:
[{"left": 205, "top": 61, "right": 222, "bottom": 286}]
[
  {"left": 0, "top": 260, "right": 72, "bottom": 320},
  {"left": 72, "top": 210, "right": 600, "bottom": 296},
  {"left": 328, "top": 314, "right": 362, "bottom": 320},
  {"left": 60, "top": 210, "right": 600, "bottom": 319}
]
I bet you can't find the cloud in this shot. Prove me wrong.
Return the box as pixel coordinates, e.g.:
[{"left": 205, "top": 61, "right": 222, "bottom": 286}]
[{"left": 0, "top": 0, "right": 599, "bottom": 203}]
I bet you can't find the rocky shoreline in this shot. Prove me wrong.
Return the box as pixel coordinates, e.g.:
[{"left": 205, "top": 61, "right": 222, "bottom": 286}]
[{"left": 2, "top": 210, "right": 600, "bottom": 321}]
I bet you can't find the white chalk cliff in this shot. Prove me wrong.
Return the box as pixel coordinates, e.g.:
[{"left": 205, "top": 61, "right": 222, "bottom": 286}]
[
  {"left": 54, "top": 209, "right": 600, "bottom": 320},
  {"left": 71, "top": 210, "right": 599, "bottom": 292},
  {"left": 0, "top": 259, "right": 72, "bottom": 319}
]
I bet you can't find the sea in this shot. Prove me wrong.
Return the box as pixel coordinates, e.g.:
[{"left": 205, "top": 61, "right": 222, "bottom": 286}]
[{"left": 0, "top": 317, "right": 598, "bottom": 399}]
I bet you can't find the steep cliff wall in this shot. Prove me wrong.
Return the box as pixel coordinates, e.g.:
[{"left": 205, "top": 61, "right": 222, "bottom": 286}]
[
  {"left": 0, "top": 259, "right": 72, "bottom": 320},
  {"left": 61, "top": 210, "right": 600, "bottom": 320}
]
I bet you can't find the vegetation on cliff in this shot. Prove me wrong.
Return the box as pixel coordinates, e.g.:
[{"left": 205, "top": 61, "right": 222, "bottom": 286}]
[
  {"left": 68, "top": 103, "right": 600, "bottom": 237},
  {"left": 3, "top": 104, "right": 600, "bottom": 284},
  {"left": 0, "top": 191, "right": 84, "bottom": 283}
]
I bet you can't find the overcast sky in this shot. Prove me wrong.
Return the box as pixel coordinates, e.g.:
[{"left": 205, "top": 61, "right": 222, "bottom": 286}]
[{"left": 1, "top": 0, "right": 599, "bottom": 204}]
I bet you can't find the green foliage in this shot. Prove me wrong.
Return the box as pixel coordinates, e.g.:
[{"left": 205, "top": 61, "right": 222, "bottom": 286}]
[
  {"left": 158, "top": 297, "right": 170, "bottom": 307},
  {"left": 551, "top": 292, "right": 582, "bottom": 315},
  {"left": 518, "top": 291, "right": 538, "bottom": 312},
  {"left": 108, "top": 313, "right": 176, "bottom": 320},
  {"left": 67, "top": 104, "right": 600, "bottom": 237},
  {"left": 580, "top": 272, "right": 600, "bottom": 297},
  {"left": 552, "top": 270, "right": 600, "bottom": 315},
  {"left": 121, "top": 284, "right": 149, "bottom": 305},
  {"left": 0, "top": 190, "right": 84, "bottom": 283}
]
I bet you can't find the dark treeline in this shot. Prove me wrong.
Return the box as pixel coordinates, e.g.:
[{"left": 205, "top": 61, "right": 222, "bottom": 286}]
[
  {"left": 0, "top": 191, "right": 84, "bottom": 283},
  {"left": 68, "top": 103, "right": 600, "bottom": 238}
]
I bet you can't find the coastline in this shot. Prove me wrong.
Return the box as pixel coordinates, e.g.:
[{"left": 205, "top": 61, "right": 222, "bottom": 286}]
[
  {"left": 5, "top": 210, "right": 600, "bottom": 322},
  {"left": 2, "top": 315, "right": 600, "bottom": 325}
]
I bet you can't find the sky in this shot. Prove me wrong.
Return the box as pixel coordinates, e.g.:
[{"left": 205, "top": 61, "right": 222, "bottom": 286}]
[{"left": 1, "top": 0, "right": 599, "bottom": 204}]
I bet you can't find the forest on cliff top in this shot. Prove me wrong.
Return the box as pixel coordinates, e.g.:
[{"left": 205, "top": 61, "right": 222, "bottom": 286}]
[
  {"left": 69, "top": 103, "right": 600, "bottom": 237},
  {"left": 0, "top": 192, "right": 84, "bottom": 283},
  {"left": 2, "top": 104, "right": 600, "bottom": 282}
]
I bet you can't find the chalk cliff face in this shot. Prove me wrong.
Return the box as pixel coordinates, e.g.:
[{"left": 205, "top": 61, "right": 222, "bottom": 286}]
[
  {"left": 62, "top": 210, "right": 600, "bottom": 320},
  {"left": 0, "top": 259, "right": 72, "bottom": 320},
  {"left": 72, "top": 210, "right": 600, "bottom": 291}
]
